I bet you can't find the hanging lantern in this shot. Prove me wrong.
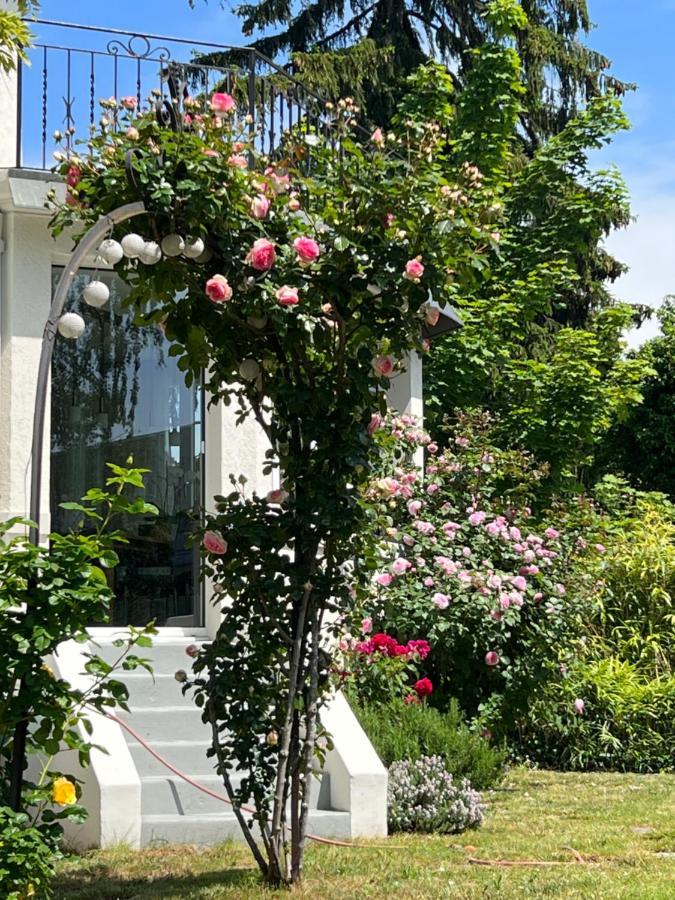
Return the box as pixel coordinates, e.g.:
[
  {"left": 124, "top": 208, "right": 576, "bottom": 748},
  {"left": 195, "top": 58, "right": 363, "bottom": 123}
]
[
  {"left": 97, "top": 238, "right": 124, "bottom": 265},
  {"left": 82, "top": 279, "right": 110, "bottom": 308},
  {"left": 57, "top": 312, "right": 86, "bottom": 339},
  {"left": 183, "top": 236, "right": 205, "bottom": 259},
  {"left": 161, "top": 233, "right": 185, "bottom": 257},
  {"left": 140, "top": 241, "right": 162, "bottom": 265},
  {"left": 120, "top": 233, "right": 145, "bottom": 258},
  {"left": 238, "top": 359, "right": 261, "bottom": 381}
]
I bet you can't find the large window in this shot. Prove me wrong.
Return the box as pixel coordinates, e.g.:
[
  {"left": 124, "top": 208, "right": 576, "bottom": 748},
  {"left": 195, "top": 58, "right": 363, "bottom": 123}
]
[{"left": 50, "top": 269, "right": 203, "bottom": 627}]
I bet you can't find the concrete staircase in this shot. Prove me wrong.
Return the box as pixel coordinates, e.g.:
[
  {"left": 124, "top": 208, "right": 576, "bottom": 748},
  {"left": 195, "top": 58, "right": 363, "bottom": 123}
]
[{"left": 92, "top": 634, "right": 351, "bottom": 846}]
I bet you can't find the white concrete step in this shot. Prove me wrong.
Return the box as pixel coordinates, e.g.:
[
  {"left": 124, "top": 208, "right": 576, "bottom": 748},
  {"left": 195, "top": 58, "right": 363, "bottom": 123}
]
[
  {"left": 140, "top": 773, "right": 331, "bottom": 816},
  {"left": 117, "top": 706, "right": 208, "bottom": 742},
  {"left": 90, "top": 637, "right": 207, "bottom": 671},
  {"left": 141, "top": 808, "right": 351, "bottom": 847},
  {"left": 117, "top": 673, "right": 197, "bottom": 708},
  {"left": 127, "top": 739, "right": 218, "bottom": 777}
]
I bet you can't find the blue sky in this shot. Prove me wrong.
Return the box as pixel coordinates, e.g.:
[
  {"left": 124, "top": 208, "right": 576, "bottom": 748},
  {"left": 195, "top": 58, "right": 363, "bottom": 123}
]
[{"left": 38, "top": 0, "right": 674, "bottom": 344}]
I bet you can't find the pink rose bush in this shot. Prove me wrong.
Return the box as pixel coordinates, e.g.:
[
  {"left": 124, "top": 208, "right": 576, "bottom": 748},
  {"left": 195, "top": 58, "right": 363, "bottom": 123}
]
[
  {"left": 360, "top": 411, "right": 602, "bottom": 734},
  {"left": 337, "top": 631, "right": 433, "bottom": 705}
]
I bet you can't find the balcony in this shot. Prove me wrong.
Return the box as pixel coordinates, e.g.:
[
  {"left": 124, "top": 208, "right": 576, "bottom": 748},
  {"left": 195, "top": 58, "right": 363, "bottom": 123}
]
[{"left": 10, "top": 19, "right": 332, "bottom": 171}]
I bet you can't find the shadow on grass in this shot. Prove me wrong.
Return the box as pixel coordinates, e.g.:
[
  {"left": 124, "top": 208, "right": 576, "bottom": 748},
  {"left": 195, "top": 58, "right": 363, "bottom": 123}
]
[{"left": 54, "top": 862, "right": 258, "bottom": 899}]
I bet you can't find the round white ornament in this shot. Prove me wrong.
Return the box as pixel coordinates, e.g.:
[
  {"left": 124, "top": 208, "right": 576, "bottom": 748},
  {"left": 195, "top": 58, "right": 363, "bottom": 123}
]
[
  {"left": 239, "top": 359, "right": 261, "bottom": 381},
  {"left": 57, "top": 312, "right": 86, "bottom": 339},
  {"left": 195, "top": 246, "right": 213, "bottom": 264},
  {"left": 161, "top": 233, "right": 185, "bottom": 257},
  {"left": 183, "top": 236, "right": 205, "bottom": 259},
  {"left": 82, "top": 280, "right": 110, "bottom": 308},
  {"left": 120, "top": 233, "right": 145, "bottom": 258},
  {"left": 140, "top": 241, "right": 162, "bottom": 265},
  {"left": 97, "top": 238, "right": 124, "bottom": 265}
]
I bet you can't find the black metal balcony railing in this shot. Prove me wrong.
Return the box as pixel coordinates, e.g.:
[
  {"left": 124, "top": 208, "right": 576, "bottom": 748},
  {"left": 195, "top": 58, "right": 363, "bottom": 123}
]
[{"left": 16, "top": 19, "right": 337, "bottom": 170}]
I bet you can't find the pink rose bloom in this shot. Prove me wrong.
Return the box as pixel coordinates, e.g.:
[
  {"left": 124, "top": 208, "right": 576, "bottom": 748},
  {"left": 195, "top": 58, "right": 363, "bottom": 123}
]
[
  {"left": 266, "top": 488, "right": 289, "bottom": 504},
  {"left": 404, "top": 257, "right": 425, "bottom": 281},
  {"left": 499, "top": 594, "right": 511, "bottom": 610},
  {"left": 457, "top": 570, "right": 472, "bottom": 585},
  {"left": 511, "top": 575, "right": 527, "bottom": 592},
  {"left": 250, "top": 194, "right": 270, "bottom": 219},
  {"left": 126, "top": 126, "right": 139, "bottom": 140},
  {"left": 427, "top": 442, "right": 438, "bottom": 455},
  {"left": 373, "top": 355, "right": 395, "bottom": 377},
  {"left": 361, "top": 617, "right": 373, "bottom": 635},
  {"left": 488, "top": 574, "right": 502, "bottom": 590},
  {"left": 293, "top": 236, "right": 320, "bottom": 264},
  {"left": 247, "top": 238, "right": 276, "bottom": 271},
  {"left": 205, "top": 275, "right": 233, "bottom": 303},
  {"left": 391, "top": 557, "right": 411, "bottom": 575},
  {"left": 545, "top": 527, "right": 560, "bottom": 540},
  {"left": 432, "top": 592, "right": 450, "bottom": 610},
  {"left": 490, "top": 610, "right": 502, "bottom": 621},
  {"left": 403, "top": 535, "right": 415, "bottom": 547},
  {"left": 414, "top": 520, "right": 434, "bottom": 536},
  {"left": 468, "top": 511, "right": 486, "bottom": 527},
  {"left": 426, "top": 483, "right": 439, "bottom": 495},
  {"left": 407, "top": 500, "right": 423, "bottom": 517},
  {"left": 228, "top": 153, "right": 248, "bottom": 168},
  {"left": 533, "top": 592, "right": 544, "bottom": 602},
  {"left": 367, "top": 413, "right": 382, "bottom": 435},
  {"left": 374, "top": 572, "right": 394, "bottom": 587},
  {"left": 276, "top": 285, "right": 300, "bottom": 307},
  {"left": 574, "top": 698, "right": 585, "bottom": 715},
  {"left": 203, "top": 530, "right": 227, "bottom": 555},
  {"left": 210, "top": 92, "right": 236, "bottom": 113},
  {"left": 595, "top": 543, "right": 606, "bottom": 554},
  {"left": 485, "top": 521, "right": 501, "bottom": 537},
  {"left": 555, "top": 583, "right": 566, "bottom": 595},
  {"left": 120, "top": 96, "right": 137, "bottom": 110},
  {"left": 202, "top": 148, "right": 220, "bottom": 158},
  {"left": 511, "top": 592, "right": 523, "bottom": 608},
  {"left": 484, "top": 650, "right": 500, "bottom": 667},
  {"left": 509, "top": 526, "right": 522, "bottom": 541},
  {"left": 371, "top": 127, "right": 385, "bottom": 146},
  {"left": 423, "top": 577, "right": 435, "bottom": 587}
]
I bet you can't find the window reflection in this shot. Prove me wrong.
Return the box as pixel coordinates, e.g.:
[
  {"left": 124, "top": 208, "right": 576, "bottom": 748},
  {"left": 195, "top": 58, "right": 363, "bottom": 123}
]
[{"left": 50, "top": 269, "right": 203, "bottom": 626}]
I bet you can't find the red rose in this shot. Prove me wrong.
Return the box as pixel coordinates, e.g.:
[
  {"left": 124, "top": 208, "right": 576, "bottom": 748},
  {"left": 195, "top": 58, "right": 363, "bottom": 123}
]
[{"left": 414, "top": 677, "right": 433, "bottom": 698}]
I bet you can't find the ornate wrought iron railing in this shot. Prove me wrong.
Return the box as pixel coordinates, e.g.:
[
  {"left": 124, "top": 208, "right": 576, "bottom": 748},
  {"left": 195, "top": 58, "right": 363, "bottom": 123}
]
[{"left": 16, "top": 19, "right": 337, "bottom": 170}]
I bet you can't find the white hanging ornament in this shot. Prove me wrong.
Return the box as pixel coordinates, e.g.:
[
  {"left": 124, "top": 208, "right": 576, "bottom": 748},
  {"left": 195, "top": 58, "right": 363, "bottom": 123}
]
[
  {"left": 120, "top": 233, "right": 145, "bottom": 259},
  {"left": 195, "top": 246, "right": 213, "bottom": 264},
  {"left": 57, "top": 312, "right": 85, "bottom": 339},
  {"left": 82, "top": 279, "right": 110, "bottom": 308},
  {"left": 161, "top": 233, "right": 185, "bottom": 257},
  {"left": 183, "top": 236, "right": 205, "bottom": 259},
  {"left": 97, "top": 238, "right": 124, "bottom": 265},
  {"left": 238, "top": 359, "right": 261, "bottom": 381},
  {"left": 139, "top": 241, "right": 162, "bottom": 265}
]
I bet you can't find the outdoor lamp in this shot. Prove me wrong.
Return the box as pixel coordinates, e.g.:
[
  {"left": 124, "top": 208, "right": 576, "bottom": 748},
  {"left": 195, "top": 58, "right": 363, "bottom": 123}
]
[
  {"left": 422, "top": 298, "right": 463, "bottom": 338},
  {"left": 83, "top": 279, "right": 110, "bottom": 308},
  {"left": 57, "top": 312, "right": 86, "bottom": 339}
]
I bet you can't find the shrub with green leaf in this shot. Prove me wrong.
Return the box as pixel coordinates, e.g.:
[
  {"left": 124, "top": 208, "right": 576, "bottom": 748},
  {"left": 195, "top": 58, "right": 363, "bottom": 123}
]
[
  {"left": 0, "top": 462, "right": 156, "bottom": 899},
  {"left": 349, "top": 695, "right": 505, "bottom": 790}
]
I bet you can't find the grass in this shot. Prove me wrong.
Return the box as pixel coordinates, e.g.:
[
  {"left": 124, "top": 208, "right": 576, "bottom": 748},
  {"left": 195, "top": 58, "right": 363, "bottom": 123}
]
[{"left": 55, "top": 768, "right": 675, "bottom": 899}]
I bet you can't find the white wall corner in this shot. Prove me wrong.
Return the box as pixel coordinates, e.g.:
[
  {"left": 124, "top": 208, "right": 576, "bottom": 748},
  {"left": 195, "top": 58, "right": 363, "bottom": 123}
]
[
  {"left": 47, "top": 639, "right": 142, "bottom": 850},
  {"left": 321, "top": 691, "right": 388, "bottom": 838}
]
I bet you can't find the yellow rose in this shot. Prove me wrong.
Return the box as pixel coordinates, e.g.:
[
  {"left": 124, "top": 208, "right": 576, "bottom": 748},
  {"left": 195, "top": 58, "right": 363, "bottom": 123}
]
[{"left": 51, "top": 776, "right": 76, "bottom": 806}]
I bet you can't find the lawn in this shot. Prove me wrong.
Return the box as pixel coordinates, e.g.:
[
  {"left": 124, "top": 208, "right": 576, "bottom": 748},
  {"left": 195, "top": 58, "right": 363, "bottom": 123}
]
[{"left": 55, "top": 769, "right": 675, "bottom": 899}]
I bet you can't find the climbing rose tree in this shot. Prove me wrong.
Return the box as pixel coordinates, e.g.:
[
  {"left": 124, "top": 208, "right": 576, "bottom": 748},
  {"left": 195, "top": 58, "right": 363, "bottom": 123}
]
[{"left": 51, "top": 28, "right": 510, "bottom": 882}]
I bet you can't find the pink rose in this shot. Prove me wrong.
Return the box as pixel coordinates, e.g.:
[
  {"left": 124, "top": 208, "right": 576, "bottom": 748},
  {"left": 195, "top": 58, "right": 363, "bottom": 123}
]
[
  {"left": 361, "top": 617, "right": 373, "bottom": 635},
  {"left": 250, "top": 194, "right": 270, "bottom": 219},
  {"left": 247, "top": 238, "right": 276, "bottom": 271},
  {"left": 266, "top": 488, "right": 289, "bottom": 504},
  {"left": 276, "top": 285, "right": 300, "bottom": 307},
  {"left": 371, "top": 127, "right": 385, "bottom": 146},
  {"left": 126, "top": 126, "right": 139, "bottom": 140},
  {"left": 499, "top": 594, "right": 511, "bottom": 610},
  {"left": 404, "top": 257, "right": 424, "bottom": 281},
  {"left": 288, "top": 196, "right": 301, "bottom": 211},
  {"left": 293, "top": 236, "right": 320, "bottom": 264},
  {"left": 210, "top": 92, "right": 236, "bottom": 113},
  {"left": 120, "top": 96, "right": 137, "bottom": 110},
  {"left": 368, "top": 413, "right": 382, "bottom": 436},
  {"left": 203, "top": 530, "right": 227, "bottom": 555},
  {"left": 468, "top": 511, "right": 486, "bottom": 527},
  {"left": 595, "top": 543, "right": 606, "bottom": 554},
  {"left": 373, "top": 355, "right": 395, "bottom": 377},
  {"left": 423, "top": 577, "right": 435, "bottom": 587},
  {"left": 407, "top": 500, "right": 423, "bottom": 517},
  {"left": 374, "top": 573, "right": 393, "bottom": 587},
  {"left": 432, "top": 592, "right": 450, "bottom": 610},
  {"left": 391, "top": 557, "right": 411, "bottom": 575},
  {"left": 202, "top": 148, "right": 220, "bottom": 158},
  {"left": 205, "top": 275, "right": 233, "bottom": 303},
  {"left": 228, "top": 154, "right": 248, "bottom": 168},
  {"left": 574, "top": 698, "right": 585, "bottom": 715},
  {"left": 544, "top": 527, "right": 560, "bottom": 540},
  {"left": 511, "top": 575, "right": 527, "bottom": 592},
  {"left": 484, "top": 650, "right": 500, "bottom": 667}
]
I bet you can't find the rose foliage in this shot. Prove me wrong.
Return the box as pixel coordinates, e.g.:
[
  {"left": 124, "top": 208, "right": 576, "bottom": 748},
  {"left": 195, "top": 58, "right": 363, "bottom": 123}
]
[{"left": 47, "top": 4, "right": 524, "bottom": 876}]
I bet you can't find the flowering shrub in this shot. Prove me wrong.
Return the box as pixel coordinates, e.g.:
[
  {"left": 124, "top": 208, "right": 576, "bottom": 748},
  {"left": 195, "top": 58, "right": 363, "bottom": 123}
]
[
  {"left": 337, "top": 628, "right": 432, "bottom": 705},
  {"left": 0, "top": 807, "right": 60, "bottom": 900},
  {"left": 387, "top": 755, "right": 485, "bottom": 833},
  {"left": 362, "top": 411, "right": 601, "bottom": 733}
]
